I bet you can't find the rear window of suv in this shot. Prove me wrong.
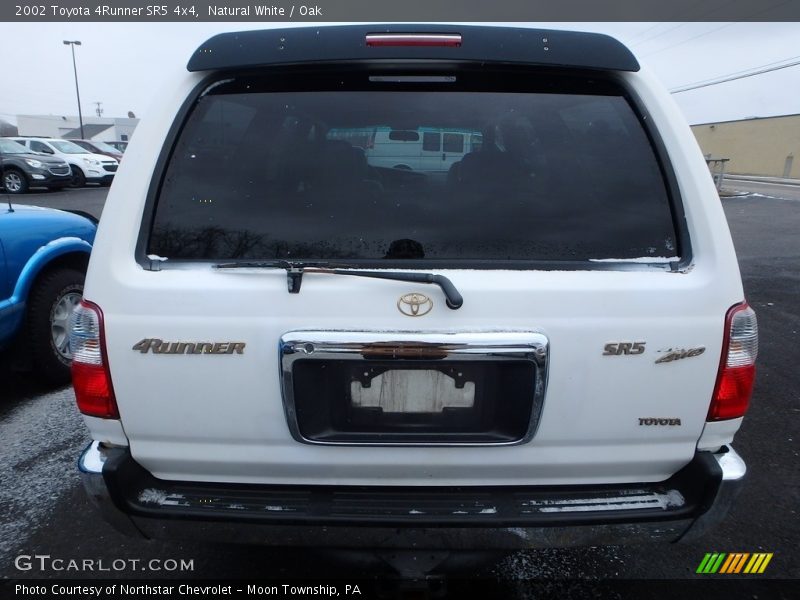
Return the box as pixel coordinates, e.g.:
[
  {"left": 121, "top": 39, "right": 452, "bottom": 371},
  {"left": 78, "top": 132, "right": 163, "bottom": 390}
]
[{"left": 147, "top": 71, "right": 680, "bottom": 265}]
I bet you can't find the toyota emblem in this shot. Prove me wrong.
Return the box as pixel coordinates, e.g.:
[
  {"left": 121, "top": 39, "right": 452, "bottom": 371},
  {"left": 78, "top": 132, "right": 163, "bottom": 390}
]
[{"left": 397, "top": 293, "right": 433, "bottom": 317}]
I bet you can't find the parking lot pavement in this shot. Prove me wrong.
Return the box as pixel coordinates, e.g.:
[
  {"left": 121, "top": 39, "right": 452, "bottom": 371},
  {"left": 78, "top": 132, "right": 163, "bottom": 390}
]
[
  {"left": 722, "top": 177, "right": 800, "bottom": 202},
  {"left": 1, "top": 191, "right": 798, "bottom": 587},
  {"left": 6, "top": 186, "right": 107, "bottom": 220}
]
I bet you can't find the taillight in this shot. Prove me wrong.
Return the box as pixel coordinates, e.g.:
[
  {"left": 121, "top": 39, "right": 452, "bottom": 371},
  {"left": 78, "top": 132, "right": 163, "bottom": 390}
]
[
  {"left": 69, "top": 300, "right": 118, "bottom": 419},
  {"left": 366, "top": 33, "right": 462, "bottom": 47},
  {"left": 708, "top": 302, "right": 758, "bottom": 421}
]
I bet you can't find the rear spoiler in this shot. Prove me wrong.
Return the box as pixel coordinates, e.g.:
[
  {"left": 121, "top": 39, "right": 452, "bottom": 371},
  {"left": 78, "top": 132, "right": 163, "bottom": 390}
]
[{"left": 187, "top": 24, "right": 639, "bottom": 73}]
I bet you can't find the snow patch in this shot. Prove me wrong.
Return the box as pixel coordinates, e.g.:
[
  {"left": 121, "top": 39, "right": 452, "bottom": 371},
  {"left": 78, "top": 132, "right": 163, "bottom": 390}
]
[
  {"left": 589, "top": 256, "right": 673, "bottom": 263},
  {"left": 138, "top": 489, "right": 168, "bottom": 505},
  {"left": 137, "top": 489, "right": 187, "bottom": 506},
  {"left": 505, "top": 527, "right": 530, "bottom": 541},
  {"left": 200, "top": 78, "right": 235, "bottom": 97},
  {"left": 523, "top": 490, "right": 685, "bottom": 513}
]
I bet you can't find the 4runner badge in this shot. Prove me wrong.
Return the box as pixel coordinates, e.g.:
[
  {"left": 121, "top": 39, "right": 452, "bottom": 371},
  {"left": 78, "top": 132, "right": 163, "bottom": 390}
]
[
  {"left": 397, "top": 293, "right": 433, "bottom": 317},
  {"left": 132, "top": 338, "right": 246, "bottom": 355}
]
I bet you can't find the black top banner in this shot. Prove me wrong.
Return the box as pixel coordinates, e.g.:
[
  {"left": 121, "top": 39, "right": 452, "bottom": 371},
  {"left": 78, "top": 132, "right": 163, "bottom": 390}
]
[{"left": 2, "top": 0, "right": 800, "bottom": 22}]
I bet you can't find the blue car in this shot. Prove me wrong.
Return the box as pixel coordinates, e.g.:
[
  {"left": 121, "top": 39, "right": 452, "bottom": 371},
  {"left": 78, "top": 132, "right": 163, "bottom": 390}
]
[{"left": 0, "top": 202, "right": 96, "bottom": 383}]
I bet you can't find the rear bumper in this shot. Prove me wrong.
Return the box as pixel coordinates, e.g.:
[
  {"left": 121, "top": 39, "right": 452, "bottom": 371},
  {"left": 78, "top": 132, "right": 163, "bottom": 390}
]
[{"left": 79, "top": 443, "right": 745, "bottom": 549}]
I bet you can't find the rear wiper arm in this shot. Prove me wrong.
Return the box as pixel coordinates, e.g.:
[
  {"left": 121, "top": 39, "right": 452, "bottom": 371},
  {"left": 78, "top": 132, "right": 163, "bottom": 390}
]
[{"left": 214, "top": 261, "right": 464, "bottom": 310}]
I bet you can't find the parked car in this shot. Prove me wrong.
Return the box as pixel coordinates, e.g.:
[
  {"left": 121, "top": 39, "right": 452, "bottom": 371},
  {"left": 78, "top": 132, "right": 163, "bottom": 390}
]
[
  {"left": 70, "top": 139, "right": 124, "bottom": 162},
  {"left": 0, "top": 138, "right": 72, "bottom": 193},
  {"left": 0, "top": 203, "right": 96, "bottom": 383},
  {"left": 106, "top": 141, "right": 129, "bottom": 153},
  {"left": 9, "top": 137, "right": 117, "bottom": 188},
  {"left": 72, "top": 25, "right": 756, "bottom": 575}
]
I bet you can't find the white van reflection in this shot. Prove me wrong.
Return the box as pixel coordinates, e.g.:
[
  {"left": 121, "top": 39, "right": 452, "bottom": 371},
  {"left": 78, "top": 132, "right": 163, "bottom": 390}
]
[{"left": 327, "top": 126, "right": 483, "bottom": 175}]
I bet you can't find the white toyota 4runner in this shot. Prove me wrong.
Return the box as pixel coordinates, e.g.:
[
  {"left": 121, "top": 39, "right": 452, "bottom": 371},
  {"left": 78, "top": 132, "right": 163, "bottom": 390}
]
[{"left": 72, "top": 25, "right": 757, "bottom": 567}]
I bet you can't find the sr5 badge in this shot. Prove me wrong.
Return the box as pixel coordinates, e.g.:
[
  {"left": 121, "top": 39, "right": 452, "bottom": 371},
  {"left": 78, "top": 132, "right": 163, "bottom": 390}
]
[{"left": 603, "top": 342, "right": 646, "bottom": 356}]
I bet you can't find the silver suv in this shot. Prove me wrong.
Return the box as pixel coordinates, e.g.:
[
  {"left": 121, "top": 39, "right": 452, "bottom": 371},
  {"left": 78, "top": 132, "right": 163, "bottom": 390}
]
[{"left": 11, "top": 137, "right": 118, "bottom": 187}]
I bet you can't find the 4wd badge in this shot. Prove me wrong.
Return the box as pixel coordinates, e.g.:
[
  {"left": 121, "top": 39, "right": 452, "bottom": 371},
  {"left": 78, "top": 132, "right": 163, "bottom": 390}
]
[{"left": 655, "top": 347, "right": 706, "bottom": 364}]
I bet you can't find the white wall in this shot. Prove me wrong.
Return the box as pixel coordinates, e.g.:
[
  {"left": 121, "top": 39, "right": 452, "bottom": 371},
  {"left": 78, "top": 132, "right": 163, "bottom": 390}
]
[{"left": 15, "top": 114, "right": 139, "bottom": 141}]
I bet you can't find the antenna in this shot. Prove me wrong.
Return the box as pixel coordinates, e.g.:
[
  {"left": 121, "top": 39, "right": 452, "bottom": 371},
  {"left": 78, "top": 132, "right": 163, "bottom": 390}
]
[{"left": 94, "top": 101, "right": 104, "bottom": 118}]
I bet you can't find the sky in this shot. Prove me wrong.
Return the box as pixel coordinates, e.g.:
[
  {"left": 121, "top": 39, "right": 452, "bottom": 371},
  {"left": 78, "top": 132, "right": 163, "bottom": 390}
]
[{"left": 0, "top": 22, "right": 799, "bottom": 126}]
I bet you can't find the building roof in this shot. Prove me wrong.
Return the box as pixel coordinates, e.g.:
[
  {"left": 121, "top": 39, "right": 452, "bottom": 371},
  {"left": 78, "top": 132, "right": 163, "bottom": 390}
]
[
  {"left": 691, "top": 113, "right": 800, "bottom": 127},
  {"left": 62, "top": 124, "right": 113, "bottom": 139}
]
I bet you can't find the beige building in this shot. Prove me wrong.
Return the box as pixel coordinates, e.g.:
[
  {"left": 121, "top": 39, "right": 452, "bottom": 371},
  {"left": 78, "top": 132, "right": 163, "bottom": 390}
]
[{"left": 691, "top": 114, "right": 800, "bottom": 179}]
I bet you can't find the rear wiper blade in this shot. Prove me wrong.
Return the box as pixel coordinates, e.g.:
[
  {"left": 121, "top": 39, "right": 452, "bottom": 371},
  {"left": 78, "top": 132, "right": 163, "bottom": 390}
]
[
  {"left": 215, "top": 260, "right": 353, "bottom": 271},
  {"left": 214, "top": 261, "right": 463, "bottom": 310}
]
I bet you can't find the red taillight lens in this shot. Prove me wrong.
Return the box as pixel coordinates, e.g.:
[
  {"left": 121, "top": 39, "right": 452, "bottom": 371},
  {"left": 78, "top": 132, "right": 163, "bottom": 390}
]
[
  {"left": 69, "top": 300, "right": 118, "bottom": 419},
  {"left": 366, "top": 33, "right": 462, "bottom": 47},
  {"left": 72, "top": 361, "right": 117, "bottom": 418},
  {"left": 708, "top": 302, "right": 758, "bottom": 421}
]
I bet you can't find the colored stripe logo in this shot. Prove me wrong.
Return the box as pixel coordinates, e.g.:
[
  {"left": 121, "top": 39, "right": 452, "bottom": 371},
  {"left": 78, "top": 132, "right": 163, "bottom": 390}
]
[{"left": 696, "top": 553, "right": 773, "bottom": 574}]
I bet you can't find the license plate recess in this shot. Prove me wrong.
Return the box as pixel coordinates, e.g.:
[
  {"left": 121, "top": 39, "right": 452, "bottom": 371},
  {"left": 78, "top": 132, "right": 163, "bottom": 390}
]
[{"left": 280, "top": 331, "right": 548, "bottom": 446}]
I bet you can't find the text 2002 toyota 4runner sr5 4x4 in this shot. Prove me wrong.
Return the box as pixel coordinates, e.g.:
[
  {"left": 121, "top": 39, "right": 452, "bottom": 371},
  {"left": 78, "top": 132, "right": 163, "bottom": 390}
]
[{"left": 71, "top": 25, "right": 757, "bottom": 569}]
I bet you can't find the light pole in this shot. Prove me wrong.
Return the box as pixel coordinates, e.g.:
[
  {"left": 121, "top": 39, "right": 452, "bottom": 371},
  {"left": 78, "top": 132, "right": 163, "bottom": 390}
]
[{"left": 63, "top": 40, "right": 84, "bottom": 139}]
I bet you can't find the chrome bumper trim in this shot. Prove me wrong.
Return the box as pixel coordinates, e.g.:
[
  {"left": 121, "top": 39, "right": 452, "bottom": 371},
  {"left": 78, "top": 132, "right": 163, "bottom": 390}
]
[
  {"left": 78, "top": 442, "right": 143, "bottom": 538},
  {"left": 78, "top": 440, "right": 105, "bottom": 474},
  {"left": 716, "top": 445, "right": 746, "bottom": 480}
]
